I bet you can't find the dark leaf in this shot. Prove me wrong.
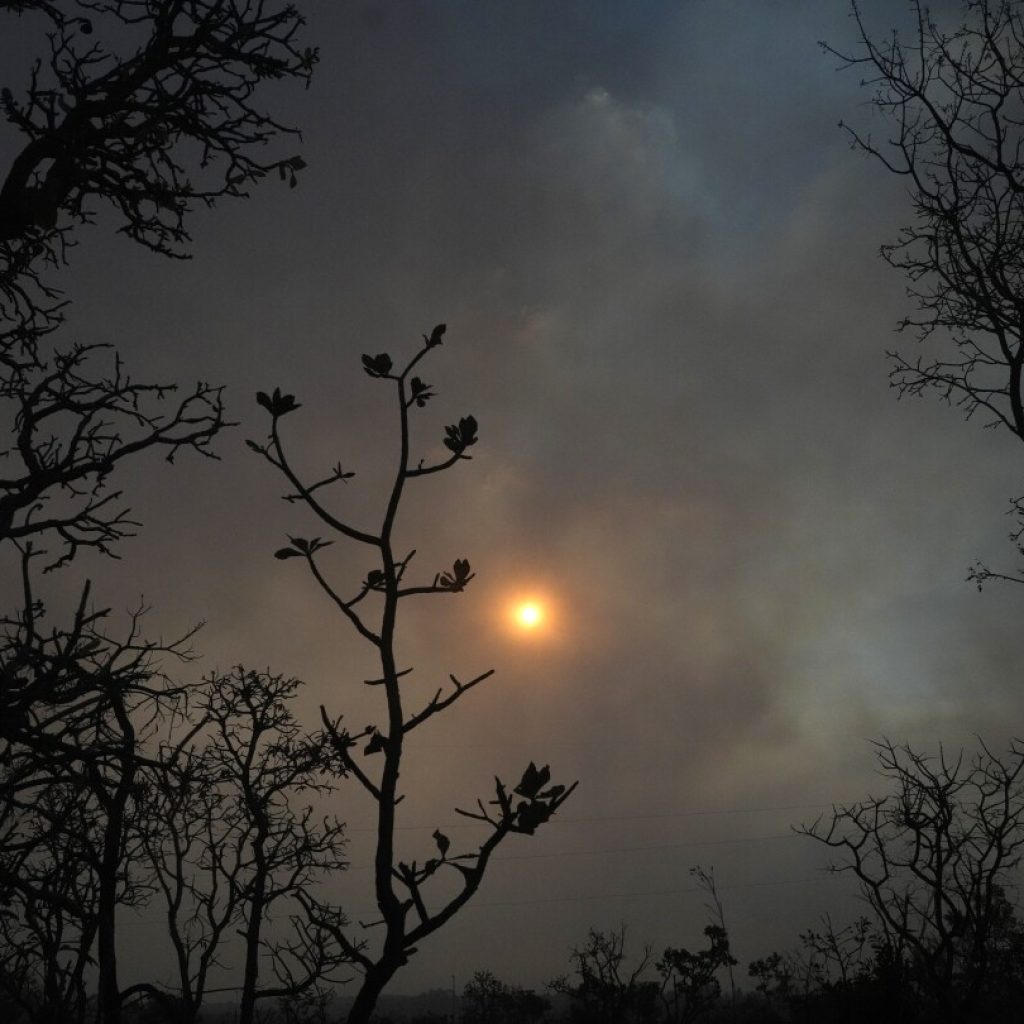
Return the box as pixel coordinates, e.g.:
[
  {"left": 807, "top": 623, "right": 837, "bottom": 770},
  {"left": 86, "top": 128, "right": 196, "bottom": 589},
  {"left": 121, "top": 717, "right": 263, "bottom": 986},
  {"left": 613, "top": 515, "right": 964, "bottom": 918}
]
[
  {"left": 514, "top": 762, "right": 550, "bottom": 799},
  {"left": 364, "top": 731, "right": 386, "bottom": 755},
  {"left": 275, "top": 391, "right": 300, "bottom": 415},
  {"left": 438, "top": 558, "right": 475, "bottom": 591},
  {"left": 443, "top": 426, "right": 463, "bottom": 454},
  {"left": 362, "top": 353, "right": 394, "bottom": 378},
  {"left": 274, "top": 548, "right": 302, "bottom": 560},
  {"left": 257, "top": 387, "right": 301, "bottom": 417},
  {"left": 515, "top": 801, "right": 552, "bottom": 835},
  {"left": 443, "top": 415, "right": 479, "bottom": 454},
  {"left": 495, "top": 779, "right": 511, "bottom": 818},
  {"left": 458, "top": 415, "right": 478, "bottom": 446},
  {"left": 424, "top": 323, "right": 446, "bottom": 348},
  {"left": 433, "top": 829, "right": 451, "bottom": 858},
  {"left": 367, "top": 569, "right": 385, "bottom": 588},
  {"left": 410, "top": 376, "right": 435, "bottom": 408}
]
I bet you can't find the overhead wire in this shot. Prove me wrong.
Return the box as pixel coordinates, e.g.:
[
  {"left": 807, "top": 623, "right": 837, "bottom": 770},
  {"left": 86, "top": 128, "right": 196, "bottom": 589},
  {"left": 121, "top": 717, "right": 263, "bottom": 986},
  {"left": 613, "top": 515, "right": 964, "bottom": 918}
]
[
  {"left": 345, "top": 801, "right": 843, "bottom": 834},
  {"left": 114, "top": 829, "right": 839, "bottom": 927},
  {"left": 345, "top": 832, "right": 799, "bottom": 871}
]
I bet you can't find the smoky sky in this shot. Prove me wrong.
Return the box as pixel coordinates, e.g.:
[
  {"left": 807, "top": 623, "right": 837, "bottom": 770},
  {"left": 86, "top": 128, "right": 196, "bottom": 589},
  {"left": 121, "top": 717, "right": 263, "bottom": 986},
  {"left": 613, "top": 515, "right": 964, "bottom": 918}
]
[{"left": 4, "top": 0, "right": 1024, "bottom": 996}]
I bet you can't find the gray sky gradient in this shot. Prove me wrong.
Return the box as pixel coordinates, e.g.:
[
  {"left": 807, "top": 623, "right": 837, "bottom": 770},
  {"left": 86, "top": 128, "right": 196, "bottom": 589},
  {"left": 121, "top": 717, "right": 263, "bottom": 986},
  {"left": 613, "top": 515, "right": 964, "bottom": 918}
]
[{"left": 4, "top": 0, "right": 1024, "bottom": 996}]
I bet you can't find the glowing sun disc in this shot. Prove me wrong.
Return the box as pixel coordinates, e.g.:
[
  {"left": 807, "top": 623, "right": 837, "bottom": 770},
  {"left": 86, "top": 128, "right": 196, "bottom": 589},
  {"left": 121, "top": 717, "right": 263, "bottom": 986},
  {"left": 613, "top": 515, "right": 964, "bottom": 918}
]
[{"left": 514, "top": 601, "right": 544, "bottom": 630}]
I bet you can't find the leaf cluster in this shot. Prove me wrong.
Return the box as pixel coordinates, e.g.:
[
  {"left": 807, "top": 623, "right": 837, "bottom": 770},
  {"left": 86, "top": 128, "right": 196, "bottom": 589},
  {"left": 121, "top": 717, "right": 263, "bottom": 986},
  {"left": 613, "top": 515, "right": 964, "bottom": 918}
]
[{"left": 443, "top": 415, "right": 478, "bottom": 456}]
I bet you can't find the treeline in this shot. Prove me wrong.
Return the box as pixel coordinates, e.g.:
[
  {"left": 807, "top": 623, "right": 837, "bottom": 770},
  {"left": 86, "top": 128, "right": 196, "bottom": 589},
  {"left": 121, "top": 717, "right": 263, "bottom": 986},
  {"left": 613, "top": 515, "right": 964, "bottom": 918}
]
[
  {"left": 443, "top": 898, "right": 1024, "bottom": 1024},
  {"left": 1, "top": 664, "right": 353, "bottom": 1024},
  {"left": 9, "top": 734, "right": 1015, "bottom": 1024}
]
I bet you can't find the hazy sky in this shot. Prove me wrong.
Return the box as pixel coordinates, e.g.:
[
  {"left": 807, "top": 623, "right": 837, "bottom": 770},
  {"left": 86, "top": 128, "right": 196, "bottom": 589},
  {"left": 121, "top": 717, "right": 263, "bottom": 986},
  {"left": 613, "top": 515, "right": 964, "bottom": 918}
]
[{"left": 5, "top": 0, "right": 1024, "bottom": 997}]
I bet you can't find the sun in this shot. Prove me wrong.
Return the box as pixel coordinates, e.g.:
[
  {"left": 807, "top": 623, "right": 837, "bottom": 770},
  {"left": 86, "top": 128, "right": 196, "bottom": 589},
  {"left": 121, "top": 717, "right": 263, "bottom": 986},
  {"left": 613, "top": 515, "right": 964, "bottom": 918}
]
[
  {"left": 515, "top": 601, "right": 544, "bottom": 630},
  {"left": 502, "top": 593, "right": 556, "bottom": 639}
]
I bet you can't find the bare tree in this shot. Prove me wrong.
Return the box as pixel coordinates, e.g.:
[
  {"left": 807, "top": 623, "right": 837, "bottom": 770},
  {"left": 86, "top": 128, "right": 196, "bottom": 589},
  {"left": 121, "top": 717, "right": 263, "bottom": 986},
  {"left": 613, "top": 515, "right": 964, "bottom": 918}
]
[
  {"left": 656, "top": 927, "right": 735, "bottom": 1024},
  {"left": 462, "top": 970, "right": 512, "bottom": 1024},
  {"left": 194, "top": 669, "right": 351, "bottom": 1024},
  {"left": 0, "top": 785, "right": 99, "bottom": 1024},
  {"left": 797, "top": 915, "right": 874, "bottom": 994},
  {"left": 746, "top": 950, "right": 799, "bottom": 1018},
  {"left": 0, "top": 0, "right": 314, "bottom": 261},
  {"left": 0, "top": 4, "right": 316, "bottom": 1019},
  {"left": 801, "top": 738, "right": 1024, "bottom": 1024},
  {"left": 131, "top": 670, "right": 352, "bottom": 1024},
  {"left": 0, "top": 588, "right": 202, "bottom": 1024},
  {"left": 0, "top": 0, "right": 318, "bottom": 730},
  {"left": 251, "top": 329, "right": 577, "bottom": 1023},
  {"left": 550, "top": 925, "right": 657, "bottom": 1024},
  {"left": 462, "top": 970, "right": 550, "bottom": 1024},
  {"left": 969, "top": 492, "right": 1024, "bottom": 585},
  {"left": 0, "top": 0, "right": 318, "bottom": 571},
  {"left": 689, "top": 865, "right": 736, "bottom": 1003},
  {"left": 825, "top": 0, "right": 1024, "bottom": 441}
]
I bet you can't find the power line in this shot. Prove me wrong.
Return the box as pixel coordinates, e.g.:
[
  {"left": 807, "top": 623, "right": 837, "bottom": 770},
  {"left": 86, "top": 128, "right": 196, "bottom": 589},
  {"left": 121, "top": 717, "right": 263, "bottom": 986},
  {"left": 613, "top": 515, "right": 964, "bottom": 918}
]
[
  {"left": 346, "top": 802, "right": 841, "bottom": 834},
  {"left": 350, "top": 874, "right": 843, "bottom": 915},
  {"left": 346, "top": 832, "right": 797, "bottom": 872},
  {"left": 115, "top": 864, "right": 846, "bottom": 929},
  {"left": 480, "top": 832, "right": 797, "bottom": 863}
]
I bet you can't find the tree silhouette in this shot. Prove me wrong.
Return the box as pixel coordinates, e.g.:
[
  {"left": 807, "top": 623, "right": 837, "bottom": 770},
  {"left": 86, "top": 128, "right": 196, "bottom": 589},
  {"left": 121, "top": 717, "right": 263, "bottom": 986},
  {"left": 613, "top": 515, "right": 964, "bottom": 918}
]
[
  {"left": 251, "top": 328, "right": 577, "bottom": 1023},
  {"left": 826, "top": 0, "right": 1024, "bottom": 443},
  {"left": 0, "top": 3, "right": 317, "bottom": 1022},
  {"left": 0, "top": 0, "right": 317, "bottom": 738},
  {"left": 550, "top": 925, "right": 657, "bottom": 1024},
  {"left": 462, "top": 969, "right": 551, "bottom": 1024},
  {"left": 657, "top": 925, "right": 735, "bottom": 1024},
  {"left": 0, "top": 0, "right": 314, "bottom": 259},
  {"left": 0, "top": 784, "right": 99, "bottom": 1024},
  {"left": 136, "top": 669, "right": 352, "bottom": 1024},
  {"left": 0, "top": 599, "right": 199, "bottom": 1024},
  {"left": 0, "top": 0, "right": 316, "bottom": 568},
  {"left": 198, "top": 669, "right": 351, "bottom": 1024},
  {"left": 801, "top": 739, "right": 1024, "bottom": 1024}
]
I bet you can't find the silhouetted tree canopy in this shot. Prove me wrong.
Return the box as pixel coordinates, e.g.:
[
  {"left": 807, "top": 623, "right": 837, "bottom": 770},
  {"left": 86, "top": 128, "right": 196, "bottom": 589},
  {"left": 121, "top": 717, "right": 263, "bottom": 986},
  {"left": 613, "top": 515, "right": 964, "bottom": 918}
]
[
  {"left": 827, "top": 0, "right": 1024, "bottom": 442},
  {"left": 0, "top": 4, "right": 318, "bottom": 1024}
]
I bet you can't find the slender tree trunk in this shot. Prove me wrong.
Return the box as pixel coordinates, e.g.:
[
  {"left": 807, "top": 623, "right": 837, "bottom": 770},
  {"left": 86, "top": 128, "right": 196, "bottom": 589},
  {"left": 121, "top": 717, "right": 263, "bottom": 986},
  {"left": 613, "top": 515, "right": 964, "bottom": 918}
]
[
  {"left": 238, "top": 839, "right": 267, "bottom": 1024},
  {"left": 95, "top": 804, "right": 124, "bottom": 1024},
  {"left": 95, "top": 696, "right": 138, "bottom": 1024}
]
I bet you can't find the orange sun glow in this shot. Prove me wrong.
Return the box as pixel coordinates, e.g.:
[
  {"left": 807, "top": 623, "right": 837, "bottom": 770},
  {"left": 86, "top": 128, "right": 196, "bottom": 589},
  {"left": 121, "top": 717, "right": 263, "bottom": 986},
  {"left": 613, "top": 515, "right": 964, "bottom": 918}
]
[{"left": 513, "top": 600, "right": 545, "bottom": 631}]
